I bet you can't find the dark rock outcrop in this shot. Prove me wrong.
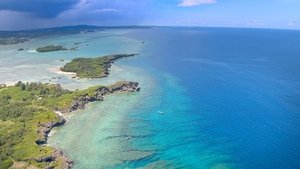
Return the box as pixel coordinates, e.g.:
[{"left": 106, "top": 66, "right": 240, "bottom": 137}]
[
  {"left": 35, "top": 116, "right": 73, "bottom": 169},
  {"left": 59, "top": 81, "right": 140, "bottom": 113},
  {"left": 35, "top": 149, "right": 74, "bottom": 169},
  {"left": 97, "top": 54, "right": 137, "bottom": 78},
  {"left": 52, "top": 149, "right": 74, "bottom": 169},
  {"left": 36, "top": 115, "right": 66, "bottom": 145}
]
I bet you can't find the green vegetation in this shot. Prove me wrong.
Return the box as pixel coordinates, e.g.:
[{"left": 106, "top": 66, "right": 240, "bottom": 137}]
[
  {"left": 61, "top": 54, "right": 136, "bottom": 78},
  {"left": 36, "top": 45, "right": 67, "bottom": 53},
  {"left": 0, "top": 52, "right": 139, "bottom": 168},
  {"left": 0, "top": 81, "right": 106, "bottom": 168},
  {"left": 0, "top": 158, "right": 13, "bottom": 169}
]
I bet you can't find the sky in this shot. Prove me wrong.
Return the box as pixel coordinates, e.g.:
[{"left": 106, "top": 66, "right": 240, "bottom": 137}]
[{"left": 0, "top": 0, "right": 299, "bottom": 30}]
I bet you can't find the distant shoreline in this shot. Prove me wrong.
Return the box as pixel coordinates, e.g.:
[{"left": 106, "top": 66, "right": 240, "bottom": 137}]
[{"left": 0, "top": 25, "right": 152, "bottom": 45}]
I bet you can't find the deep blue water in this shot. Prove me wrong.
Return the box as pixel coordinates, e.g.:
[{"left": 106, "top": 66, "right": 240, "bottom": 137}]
[{"left": 122, "top": 27, "right": 300, "bottom": 169}]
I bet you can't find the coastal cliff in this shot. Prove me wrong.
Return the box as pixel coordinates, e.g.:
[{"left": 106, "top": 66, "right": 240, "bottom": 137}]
[
  {"left": 59, "top": 81, "right": 140, "bottom": 113},
  {"left": 0, "top": 81, "right": 140, "bottom": 169},
  {"left": 36, "top": 81, "right": 140, "bottom": 146}
]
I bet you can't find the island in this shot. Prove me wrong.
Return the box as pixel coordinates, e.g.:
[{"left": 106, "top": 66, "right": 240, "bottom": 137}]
[
  {"left": 0, "top": 81, "right": 140, "bottom": 169},
  {"left": 60, "top": 54, "right": 137, "bottom": 78},
  {"left": 17, "top": 48, "right": 25, "bottom": 51},
  {"left": 36, "top": 45, "right": 68, "bottom": 53}
]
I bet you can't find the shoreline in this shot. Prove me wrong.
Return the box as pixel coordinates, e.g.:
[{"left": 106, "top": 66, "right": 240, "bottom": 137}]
[
  {"left": 37, "top": 81, "right": 141, "bottom": 168},
  {"left": 48, "top": 67, "right": 77, "bottom": 78},
  {"left": 0, "top": 53, "right": 141, "bottom": 169}
]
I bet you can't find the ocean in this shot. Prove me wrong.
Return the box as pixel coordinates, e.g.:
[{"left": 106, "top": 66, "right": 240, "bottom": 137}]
[{"left": 1, "top": 27, "right": 300, "bottom": 169}]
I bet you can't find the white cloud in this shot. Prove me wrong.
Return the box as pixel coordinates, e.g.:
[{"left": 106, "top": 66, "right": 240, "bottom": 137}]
[
  {"left": 246, "top": 20, "right": 266, "bottom": 27},
  {"left": 90, "top": 8, "right": 119, "bottom": 13},
  {"left": 178, "top": 0, "right": 216, "bottom": 7}
]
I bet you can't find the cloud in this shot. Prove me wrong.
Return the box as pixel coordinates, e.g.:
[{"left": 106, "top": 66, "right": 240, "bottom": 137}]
[
  {"left": 90, "top": 8, "right": 119, "bottom": 13},
  {"left": 50, "top": 0, "right": 148, "bottom": 27},
  {"left": 0, "top": 0, "right": 152, "bottom": 30},
  {"left": 287, "top": 21, "right": 300, "bottom": 27},
  {"left": 246, "top": 20, "right": 266, "bottom": 27},
  {"left": 178, "top": 0, "right": 216, "bottom": 7},
  {"left": 0, "top": 0, "right": 80, "bottom": 18}
]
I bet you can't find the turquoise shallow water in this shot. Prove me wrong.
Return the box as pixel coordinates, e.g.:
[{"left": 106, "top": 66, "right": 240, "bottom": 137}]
[
  {"left": 1, "top": 27, "right": 300, "bottom": 169},
  {"left": 0, "top": 29, "right": 143, "bottom": 88}
]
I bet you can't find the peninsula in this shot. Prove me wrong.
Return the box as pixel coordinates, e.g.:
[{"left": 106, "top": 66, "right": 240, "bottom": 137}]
[
  {"left": 0, "top": 51, "right": 140, "bottom": 168},
  {"left": 0, "top": 81, "right": 140, "bottom": 169},
  {"left": 60, "top": 54, "right": 137, "bottom": 78}
]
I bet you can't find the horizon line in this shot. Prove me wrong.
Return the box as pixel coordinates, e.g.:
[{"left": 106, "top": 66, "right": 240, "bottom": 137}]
[{"left": 0, "top": 24, "right": 299, "bottom": 32}]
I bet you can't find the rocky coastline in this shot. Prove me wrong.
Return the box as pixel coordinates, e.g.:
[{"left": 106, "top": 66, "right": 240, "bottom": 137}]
[
  {"left": 34, "top": 81, "right": 140, "bottom": 168},
  {"left": 96, "top": 54, "right": 138, "bottom": 78},
  {"left": 58, "top": 81, "right": 140, "bottom": 113}
]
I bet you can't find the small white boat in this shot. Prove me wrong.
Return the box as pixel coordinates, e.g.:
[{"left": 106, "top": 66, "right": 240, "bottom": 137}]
[{"left": 158, "top": 111, "right": 164, "bottom": 115}]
